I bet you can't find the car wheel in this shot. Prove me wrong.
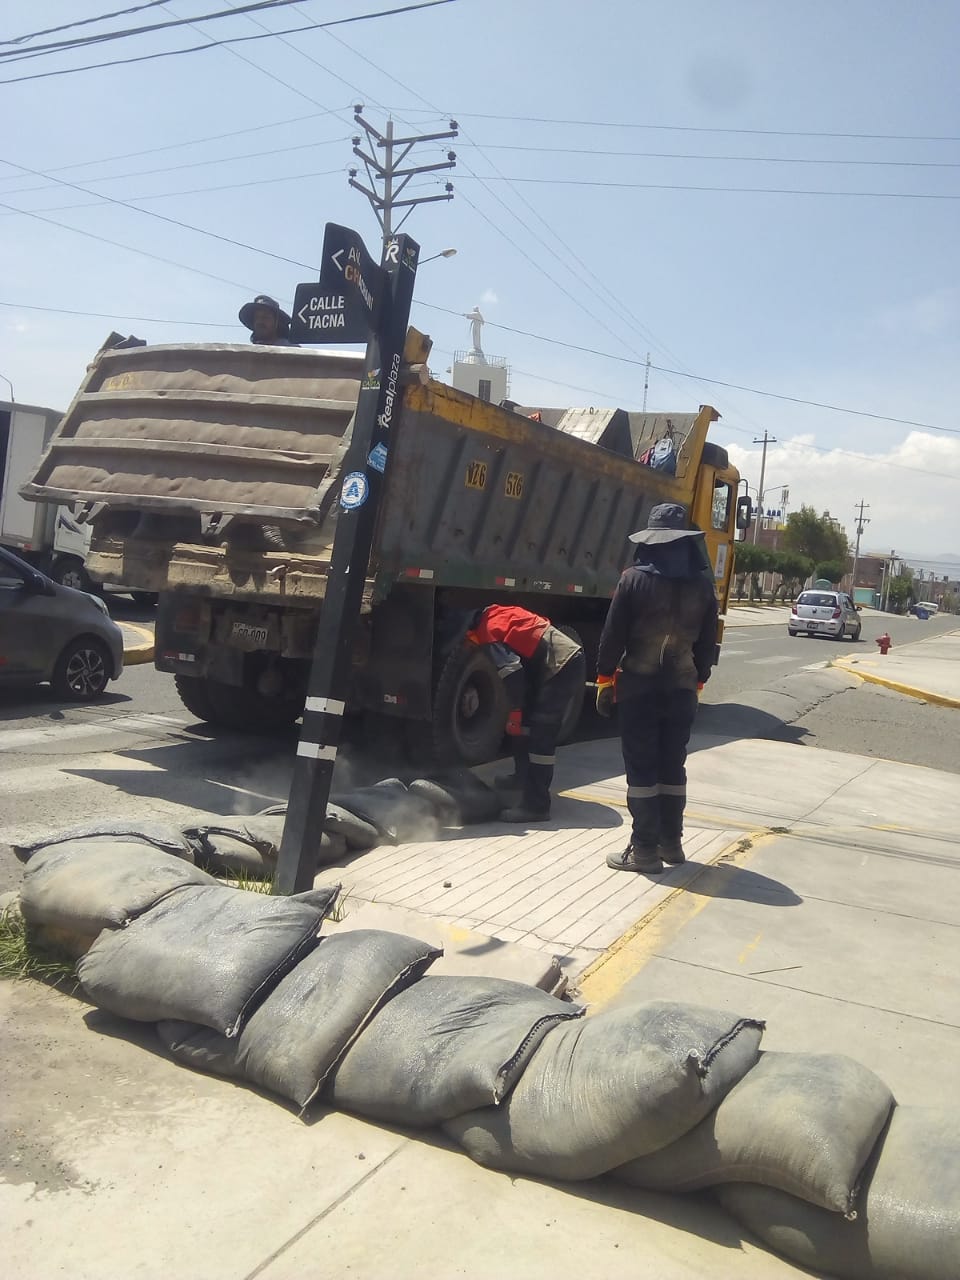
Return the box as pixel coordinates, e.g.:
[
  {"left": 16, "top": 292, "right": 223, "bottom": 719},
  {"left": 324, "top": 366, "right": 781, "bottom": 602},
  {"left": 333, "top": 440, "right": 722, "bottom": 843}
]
[
  {"left": 51, "top": 557, "right": 94, "bottom": 594},
  {"left": 51, "top": 637, "right": 112, "bottom": 700},
  {"left": 130, "top": 591, "right": 159, "bottom": 608}
]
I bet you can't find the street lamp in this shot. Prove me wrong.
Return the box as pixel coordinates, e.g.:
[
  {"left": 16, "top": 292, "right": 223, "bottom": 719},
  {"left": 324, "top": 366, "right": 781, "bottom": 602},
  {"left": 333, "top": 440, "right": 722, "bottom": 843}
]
[
  {"left": 419, "top": 248, "right": 457, "bottom": 265},
  {"left": 0, "top": 371, "right": 14, "bottom": 404}
]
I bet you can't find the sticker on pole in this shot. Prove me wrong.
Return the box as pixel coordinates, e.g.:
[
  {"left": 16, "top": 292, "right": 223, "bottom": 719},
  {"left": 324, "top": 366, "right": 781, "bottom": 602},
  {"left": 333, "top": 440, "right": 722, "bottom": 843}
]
[
  {"left": 367, "top": 442, "right": 388, "bottom": 474},
  {"left": 340, "top": 471, "right": 369, "bottom": 510}
]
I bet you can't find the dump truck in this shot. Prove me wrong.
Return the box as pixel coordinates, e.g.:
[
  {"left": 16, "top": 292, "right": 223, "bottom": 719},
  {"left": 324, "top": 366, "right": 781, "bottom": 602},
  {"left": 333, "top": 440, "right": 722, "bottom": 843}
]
[{"left": 22, "top": 333, "right": 749, "bottom": 762}]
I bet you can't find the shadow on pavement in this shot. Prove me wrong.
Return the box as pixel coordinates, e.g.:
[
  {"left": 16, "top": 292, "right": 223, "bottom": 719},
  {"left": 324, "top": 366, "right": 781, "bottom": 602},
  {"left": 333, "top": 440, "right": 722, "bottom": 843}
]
[
  {"left": 682, "top": 861, "right": 802, "bottom": 907},
  {"left": 691, "top": 702, "right": 810, "bottom": 747},
  {"left": 0, "top": 688, "right": 132, "bottom": 723}
]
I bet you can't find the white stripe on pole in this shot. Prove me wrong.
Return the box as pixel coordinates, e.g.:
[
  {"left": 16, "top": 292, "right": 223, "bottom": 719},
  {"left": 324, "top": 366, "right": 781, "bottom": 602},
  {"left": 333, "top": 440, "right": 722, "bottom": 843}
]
[
  {"left": 305, "top": 697, "right": 346, "bottom": 715},
  {"left": 296, "top": 742, "right": 338, "bottom": 761}
]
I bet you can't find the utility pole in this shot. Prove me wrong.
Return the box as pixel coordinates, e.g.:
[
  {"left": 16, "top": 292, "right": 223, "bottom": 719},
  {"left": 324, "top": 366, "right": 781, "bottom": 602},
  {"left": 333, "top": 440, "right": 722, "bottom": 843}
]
[
  {"left": 751, "top": 430, "right": 777, "bottom": 544},
  {"left": 851, "top": 500, "right": 870, "bottom": 597},
  {"left": 641, "top": 352, "right": 651, "bottom": 413},
  {"left": 881, "top": 549, "right": 896, "bottom": 611},
  {"left": 349, "top": 107, "right": 458, "bottom": 245}
]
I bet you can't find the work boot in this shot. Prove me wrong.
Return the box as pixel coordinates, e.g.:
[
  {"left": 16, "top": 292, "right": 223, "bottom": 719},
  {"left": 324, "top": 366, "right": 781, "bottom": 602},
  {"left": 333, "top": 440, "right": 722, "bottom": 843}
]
[
  {"left": 500, "top": 804, "right": 551, "bottom": 824},
  {"left": 658, "top": 840, "right": 686, "bottom": 865},
  {"left": 607, "top": 841, "right": 663, "bottom": 874}
]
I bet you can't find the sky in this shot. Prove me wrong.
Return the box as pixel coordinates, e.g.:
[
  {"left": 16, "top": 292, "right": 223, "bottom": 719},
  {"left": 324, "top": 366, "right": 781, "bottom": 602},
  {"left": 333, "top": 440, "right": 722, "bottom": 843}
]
[{"left": 2, "top": 0, "right": 959, "bottom": 573}]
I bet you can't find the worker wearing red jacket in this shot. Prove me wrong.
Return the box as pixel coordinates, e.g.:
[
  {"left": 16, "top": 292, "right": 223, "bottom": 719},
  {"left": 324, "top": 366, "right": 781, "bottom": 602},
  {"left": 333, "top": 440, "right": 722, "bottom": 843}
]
[{"left": 466, "top": 604, "right": 585, "bottom": 823}]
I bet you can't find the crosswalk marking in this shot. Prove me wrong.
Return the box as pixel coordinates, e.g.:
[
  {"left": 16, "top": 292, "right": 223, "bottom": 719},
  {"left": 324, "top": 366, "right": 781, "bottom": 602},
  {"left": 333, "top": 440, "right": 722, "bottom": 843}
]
[{"left": 0, "top": 711, "right": 190, "bottom": 753}]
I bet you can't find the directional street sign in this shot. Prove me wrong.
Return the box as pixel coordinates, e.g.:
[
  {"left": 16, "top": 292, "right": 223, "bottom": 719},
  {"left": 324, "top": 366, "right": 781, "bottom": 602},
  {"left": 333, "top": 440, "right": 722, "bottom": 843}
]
[{"left": 290, "top": 222, "right": 387, "bottom": 345}]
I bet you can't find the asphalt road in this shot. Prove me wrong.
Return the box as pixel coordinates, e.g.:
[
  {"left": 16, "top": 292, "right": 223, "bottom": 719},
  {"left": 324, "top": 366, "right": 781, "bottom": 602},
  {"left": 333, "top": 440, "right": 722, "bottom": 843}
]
[{"left": 1, "top": 601, "right": 957, "bottom": 894}]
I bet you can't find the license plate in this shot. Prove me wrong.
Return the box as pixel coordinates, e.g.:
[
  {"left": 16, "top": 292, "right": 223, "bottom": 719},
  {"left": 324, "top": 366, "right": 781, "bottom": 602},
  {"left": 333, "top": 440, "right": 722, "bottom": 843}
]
[
  {"left": 231, "top": 621, "right": 269, "bottom": 647},
  {"left": 807, "top": 622, "right": 818, "bottom": 630}
]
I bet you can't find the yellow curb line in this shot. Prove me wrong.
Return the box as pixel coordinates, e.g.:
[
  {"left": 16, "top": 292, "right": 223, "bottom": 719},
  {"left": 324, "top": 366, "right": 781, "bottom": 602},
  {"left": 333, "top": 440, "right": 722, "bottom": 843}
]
[
  {"left": 832, "top": 658, "right": 960, "bottom": 710},
  {"left": 121, "top": 622, "right": 155, "bottom": 666},
  {"left": 558, "top": 787, "right": 763, "bottom": 834},
  {"left": 575, "top": 828, "right": 774, "bottom": 1007}
]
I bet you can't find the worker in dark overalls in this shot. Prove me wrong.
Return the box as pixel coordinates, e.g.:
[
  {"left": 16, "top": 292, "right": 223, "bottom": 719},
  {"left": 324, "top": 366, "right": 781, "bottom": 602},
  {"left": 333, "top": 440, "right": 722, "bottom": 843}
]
[
  {"left": 465, "top": 604, "right": 585, "bottom": 823},
  {"left": 596, "top": 503, "right": 718, "bottom": 873}
]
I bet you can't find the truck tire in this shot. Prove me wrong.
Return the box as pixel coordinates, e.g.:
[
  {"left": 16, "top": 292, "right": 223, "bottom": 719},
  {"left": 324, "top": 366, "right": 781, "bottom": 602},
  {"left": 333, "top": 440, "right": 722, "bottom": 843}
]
[
  {"left": 174, "top": 674, "right": 218, "bottom": 723},
  {"left": 51, "top": 557, "right": 94, "bottom": 595},
  {"left": 429, "top": 643, "right": 509, "bottom": 766},
  {"left": 51, "top": 637, "right": 112, "bottom": 701},
  {"left": 556, "top": 625, "right": 587, "bottom": 744}
]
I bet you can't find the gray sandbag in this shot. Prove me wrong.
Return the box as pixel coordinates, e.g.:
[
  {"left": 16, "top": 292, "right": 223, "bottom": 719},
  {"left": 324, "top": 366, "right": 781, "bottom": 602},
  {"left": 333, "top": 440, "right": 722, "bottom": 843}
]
[
  {"left": 183, "top": 816, "right": 347, "bottom": 879},
  {"left": 444, "top": 1000, "right": 764, "bottom": 1181},
  {"left": 19, "top": 840, "right": 218, "bottom": 938},
  {"left": 258, "top": 802, "right": 380, "bottom": 852},
  {"left": 614, "top": 1051, "right": 893, "bottom": 1216},
  {"left": 330, "top": 779, "right": 440, "bottom": 844},
  {"left": 78, "top": 882, "right": 339, "bottom": 1037},
  {"left": 157, "top": 929, "right": 441, "bottom": 1110},
  {"left": 716, "top": 1107, "right": 960, "bottom": 1280},
  {"left": 13, "top": 820, "right": 195, "bottom": 862},
  {"left": 327, "top": 975, "right": 584, "bottom": 1126},
  {"left": 408, "top": 772, "right": 503, "bottom": 825}
]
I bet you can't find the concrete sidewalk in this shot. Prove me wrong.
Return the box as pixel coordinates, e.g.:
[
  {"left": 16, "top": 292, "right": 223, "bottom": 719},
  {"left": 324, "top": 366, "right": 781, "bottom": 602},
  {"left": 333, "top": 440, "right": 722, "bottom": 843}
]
[
  {"left": 4, "top": 726, "right": 959, "bottom": 1279},
  {"left": 835, "top": 628, "right": 960, "bottom": 708},
  {"left": 724, "top": 603, "right": 794, "bottom": 628}
]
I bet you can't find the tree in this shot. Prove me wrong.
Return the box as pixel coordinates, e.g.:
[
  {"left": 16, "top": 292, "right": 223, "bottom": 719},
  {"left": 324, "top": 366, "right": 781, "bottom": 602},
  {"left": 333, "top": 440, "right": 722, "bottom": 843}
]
[
  {"left": 782, "top": 506, "right": 849, "bottom": 568},
  {"left": 814, "top": 559, "right": 846, "bottom": 586},
  {"left": 887, "top": 568, "right": 913, "bottom": 614},
  {"left": 772, "top": 550, "right": 813, "bottom": 601},
  {"left": 733, "top": 543, "right": 774, "bottom": 601}
]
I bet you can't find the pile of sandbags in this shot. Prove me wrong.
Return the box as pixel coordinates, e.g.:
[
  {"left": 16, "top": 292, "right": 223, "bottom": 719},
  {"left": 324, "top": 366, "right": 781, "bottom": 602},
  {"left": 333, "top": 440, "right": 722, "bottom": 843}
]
[
  {"left": 11, "top": 820, "right": 959, "bottom": 1280},
  {"left": 184, "top": 772, "right": 504, "bottom": 880}
]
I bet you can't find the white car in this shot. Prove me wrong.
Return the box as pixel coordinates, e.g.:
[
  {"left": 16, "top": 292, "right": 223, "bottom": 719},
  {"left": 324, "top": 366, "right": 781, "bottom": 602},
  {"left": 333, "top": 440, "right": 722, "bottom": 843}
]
[{"left": 788, "top": 590, "right": 862, "bottom": 641}]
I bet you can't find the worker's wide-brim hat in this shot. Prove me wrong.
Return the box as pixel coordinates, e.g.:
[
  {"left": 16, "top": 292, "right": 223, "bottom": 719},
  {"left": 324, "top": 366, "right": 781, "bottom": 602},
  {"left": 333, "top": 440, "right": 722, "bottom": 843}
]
[
  {"left": 238, "top": 295, "right": 291, "bottom": 334},
  {"left": 628, "top": 502, "right": 706, "bottom": 544}
]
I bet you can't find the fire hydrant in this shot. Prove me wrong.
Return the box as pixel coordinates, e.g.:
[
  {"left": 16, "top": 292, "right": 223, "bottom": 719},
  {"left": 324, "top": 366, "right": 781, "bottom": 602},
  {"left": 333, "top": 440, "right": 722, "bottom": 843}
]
[{"left": 875, "top": 632, "right": 892, "bottom": 655}]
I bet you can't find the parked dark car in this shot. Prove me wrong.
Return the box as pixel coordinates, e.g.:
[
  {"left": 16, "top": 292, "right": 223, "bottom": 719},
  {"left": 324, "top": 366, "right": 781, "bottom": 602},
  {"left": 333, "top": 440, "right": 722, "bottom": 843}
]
[{"left": 0, "top": 546, "right": 124, "bottom": 699}]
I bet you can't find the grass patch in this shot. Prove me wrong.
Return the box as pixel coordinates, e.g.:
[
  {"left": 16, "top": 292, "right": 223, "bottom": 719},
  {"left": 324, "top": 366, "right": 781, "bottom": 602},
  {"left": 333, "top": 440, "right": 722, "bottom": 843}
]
[{"left": 0, "top": 902, "right": 79, "bottom": 990}]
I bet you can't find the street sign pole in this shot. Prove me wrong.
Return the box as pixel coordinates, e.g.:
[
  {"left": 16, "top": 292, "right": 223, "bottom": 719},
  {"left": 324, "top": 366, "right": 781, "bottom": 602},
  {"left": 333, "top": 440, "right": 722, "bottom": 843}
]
[{"left": 276, "top": 231, "right": 419, "bottom": 895}]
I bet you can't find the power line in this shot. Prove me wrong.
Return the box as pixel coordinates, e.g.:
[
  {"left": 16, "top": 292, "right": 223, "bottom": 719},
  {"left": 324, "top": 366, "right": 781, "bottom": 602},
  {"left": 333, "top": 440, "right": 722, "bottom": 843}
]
[
  {"left": 459, "top": 141, "right": 960, "bottom": 171},
  {"left": 0, "top": 106, "right": 348, "bottom": 187},
  {"left": 1, "top": 136, "right": 350, "bottom": 201},
  {"left": 0, "top": 1, "right": 463, "bottom": 85},
  {"left": 455, "top": 174, "right": 960, "bottom": 202},
  {"left": 0, "top": 1, "right": 322, "bottom": 63},
  {"left": 0, "top": 165, "right": 347, "bottom": 216},
  {"left": 0, "top": 199, "right": 271, "bottom": 294},
  {"left": 414, "top": 299, "right": 960, "bottom": 437},
  {"left": 0, "top": 300, "right": 237, "bottom": 326},
  {"left": 418, "top": 110, "right": 960, "bottom": 145},
  {"left": 0, "top": 155, "right": 319, "bottom": 270},
  {"left": 1, "top": 2, "right": 169, "bottom": 46}
]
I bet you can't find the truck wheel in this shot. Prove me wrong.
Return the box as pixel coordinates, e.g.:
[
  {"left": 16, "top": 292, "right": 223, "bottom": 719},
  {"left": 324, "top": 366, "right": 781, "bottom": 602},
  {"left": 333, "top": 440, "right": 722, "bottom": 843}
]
[
  {"left": 174, "top": 674, "right": 217, "bottom": 723},
  {"left": 51, "top": 637, "right": 112, "bottom": 701},
  {"left": 556, "top": 625, "right": 587, "bottom": 744},
  {"left": 52, "top": 557, "right": 94, "bottom": 594},
  {"left": 430, "top": 644, "right": 509, "bottom": 766}
]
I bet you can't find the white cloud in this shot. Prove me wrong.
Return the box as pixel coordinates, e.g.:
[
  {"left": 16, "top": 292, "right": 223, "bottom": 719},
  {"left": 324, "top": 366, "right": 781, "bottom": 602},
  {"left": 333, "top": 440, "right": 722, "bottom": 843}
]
[
  {"left": 480, "top": 289, "right": 498, "bottom": 306},
  {"left": 725, "top": 430, "right": 960, "bottom": 562}
]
